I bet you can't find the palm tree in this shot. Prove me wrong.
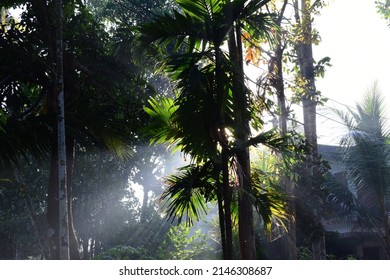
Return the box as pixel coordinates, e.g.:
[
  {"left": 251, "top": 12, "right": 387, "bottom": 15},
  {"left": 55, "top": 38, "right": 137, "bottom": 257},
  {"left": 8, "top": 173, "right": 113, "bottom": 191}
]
[
  {"left": 334, "top": 83, "right": 390, "bottom": 258},
  {"left": 139, "top": 0, "right": 291, "bottom": 259}
]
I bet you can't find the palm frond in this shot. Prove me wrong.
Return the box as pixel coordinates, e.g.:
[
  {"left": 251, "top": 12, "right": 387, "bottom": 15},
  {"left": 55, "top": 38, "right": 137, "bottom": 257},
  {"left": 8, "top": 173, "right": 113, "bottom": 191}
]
[
  {"left": 0, "top": 116, "right": 51, "bottom": 168},
  {"left": 241, "top": 127, "right": 297, "bottom": 157},
  {"left": 240, "top": 1, "right": 277, "bottom": 44},
  {"left": 143, "top": 75, "right": 220, "bottom": 162},
  {"left": 252, "top": 185, "right": 288, "bottom": 233},
  {"left": 334, "top": 84, "right": 390, "bottom": 234},
  {"left": 249, "top": 168, "right": 288, "bottom": 233},
  {"left": 325, "top": 173, "right": 357, "bottom": 216},
  {"left": 143, "top": 96, "right": 180, "bottom": 148},
  {"left": 160, "top": 162, "right": 216, "bottom": 225},
  {"left": 177, "top": 0, "right": 223, "bottom": 22},
  {"left": 138, "top": 9, "right": 206, "bottom": 52}
]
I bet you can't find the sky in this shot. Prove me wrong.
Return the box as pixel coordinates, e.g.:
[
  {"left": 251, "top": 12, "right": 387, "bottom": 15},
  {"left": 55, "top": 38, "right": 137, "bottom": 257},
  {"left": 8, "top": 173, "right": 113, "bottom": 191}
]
[{"left": 312, "top": 0, "right": 390, "bottom": 145}]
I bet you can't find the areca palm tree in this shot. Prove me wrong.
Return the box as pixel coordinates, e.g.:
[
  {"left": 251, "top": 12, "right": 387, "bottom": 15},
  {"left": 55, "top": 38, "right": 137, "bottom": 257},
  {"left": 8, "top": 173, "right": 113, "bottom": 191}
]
[
  {"left": 139, "top": 0, "right": 290, "bottom": 259},
  {"left": 144, "top": 96, "right": 288, "bottom": 259},
  {"left": 333, "top": 83, "right": 390, "bottom": 258}
]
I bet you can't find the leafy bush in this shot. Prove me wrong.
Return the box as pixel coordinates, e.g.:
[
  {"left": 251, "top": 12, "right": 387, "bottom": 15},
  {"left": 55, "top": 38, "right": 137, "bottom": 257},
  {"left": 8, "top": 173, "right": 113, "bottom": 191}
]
[
  {"left": 94, "top": 245, "right": 151, "bottom": 260},
  {"left": 158, "top": 223, "right": 218, "bottom": 260}
]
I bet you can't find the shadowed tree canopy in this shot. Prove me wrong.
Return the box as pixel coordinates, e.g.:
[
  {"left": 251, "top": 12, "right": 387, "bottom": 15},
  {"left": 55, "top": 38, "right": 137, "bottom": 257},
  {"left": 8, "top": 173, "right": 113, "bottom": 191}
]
[{"left": 1, "top": 0, "right": 156, "bottom": 259}]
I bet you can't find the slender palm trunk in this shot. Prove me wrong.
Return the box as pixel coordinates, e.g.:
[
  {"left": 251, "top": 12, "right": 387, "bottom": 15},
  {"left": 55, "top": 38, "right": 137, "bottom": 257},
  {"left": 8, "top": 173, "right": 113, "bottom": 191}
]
[
  {"left": 229, "top": 24, "right": 256, "bottom": 260},
  {"left": 222, "top": 149, "right": 233, "bottom": 259},
  {"left": 216, "top": 179, "right": 228, "bottom": 258},
  {"left": 214, "top": 39, "right": 234, "bottom": 259}
]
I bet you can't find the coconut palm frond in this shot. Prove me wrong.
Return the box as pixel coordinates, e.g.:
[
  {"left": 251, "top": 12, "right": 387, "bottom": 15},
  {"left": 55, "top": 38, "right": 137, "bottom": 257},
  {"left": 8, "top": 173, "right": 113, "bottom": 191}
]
[
  {"left": 325, "top": 173, "right": 357, "bottom": 216},
  {"left": 333, "top": 84, "right": 390, "bottom": 253}
]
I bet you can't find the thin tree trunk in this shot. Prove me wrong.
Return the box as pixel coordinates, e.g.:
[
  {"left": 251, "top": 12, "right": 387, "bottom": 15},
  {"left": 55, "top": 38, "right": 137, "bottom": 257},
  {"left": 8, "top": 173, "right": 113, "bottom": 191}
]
[
  {"left": 66, "top": 138, "right": 81, "bottom": 259},
  {"left": 55, "top": 0, "right": 69, "bottom": 260},
  {"left": 216, "top": 179, "right": 227, "bottom": 259},
  {"left": 47, "top": 139, "right": 59, "bottom": 259},
  {"left": 82, "top": 238, "right": 90, "bottom": 260},
  {"left": 229, "top": 24, "right": 256, "bottom": 260},
  {"left": 222, "top": 150, "right": 233, "bottom": 259},
  {"left": 267, "top": 0, "right": 297, "bottom": 258},
  {"left": 269, "top": 43, "right": 297, "bottom": 260},
  {"left": 294, "top": 0, "right": 326, "bottom": 260},
  {"left": 140, "top": 188, "right": 149, "bottom": 223},
  {"left": 214, "top": 40, "right": 234, "bottom": 259}
]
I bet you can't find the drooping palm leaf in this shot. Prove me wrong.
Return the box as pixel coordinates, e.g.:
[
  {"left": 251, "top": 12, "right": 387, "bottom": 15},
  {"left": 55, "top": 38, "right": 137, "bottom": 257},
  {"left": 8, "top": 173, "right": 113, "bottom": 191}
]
[
  {"left": 143, "top": 96, "right": 180, "bottom": 148},
  {"left": 325, "top": 173, "right": 357, "bottom": 217},
  {"left": 250, "top": 168, "right": 287, "bottom": 233},
  {"left": 138, "top": 6, "right": 206, "bottom": 54},
  {"left": 160, "top": 162, "right": 217, "bottom": 225},
  {"left": 325, "top": 171, "right": 386, "bottom": 233},
  {"left": 0, "top": 115, "right": 51, "bottom": 168}
]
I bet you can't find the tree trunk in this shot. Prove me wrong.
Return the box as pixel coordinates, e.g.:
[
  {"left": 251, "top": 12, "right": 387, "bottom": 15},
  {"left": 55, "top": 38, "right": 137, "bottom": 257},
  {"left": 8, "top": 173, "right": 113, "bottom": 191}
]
[
  {"left": 47, "top": 139, "right": 59, "bottom": 259},
  {"left": 55, "top": 0, "right": 69, "bottom": 260},
  {"left": 82, "top": 238, "right": 90, "bottom": 260},
  {"left": 267, "top": 0, "right": 297, "bottom": 259},
  {"left": 294, "top": 0, "right": 326, "bottom": 260},
  {"left": 66, "top": 138, "right": 81, "bottom": 259},
  {"left": 222, "top": 150, "right": 233, "bottom": 259},
  {"left": 269, "top": 41, "right": 297, "bottom": 261},
  {"left": 229, "top": 24, "right": 256, "bottom": 260},
  {"left": 216, "top": 179, "right": 227, "bottom": 259},
  {"left": 214, "top": 39, "right": 234, "bottom": 259},
  {"left": 140, "top": 187, "right": 149, "bottom": 223},
  {"left": 47, "top": 138, "right": 79, "bottom": 259}
]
